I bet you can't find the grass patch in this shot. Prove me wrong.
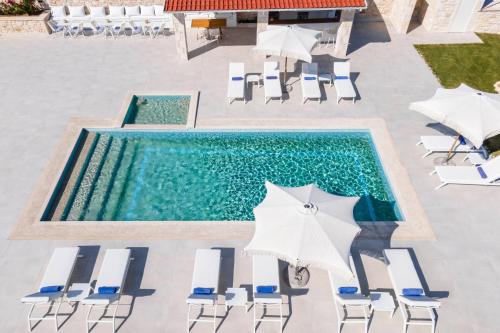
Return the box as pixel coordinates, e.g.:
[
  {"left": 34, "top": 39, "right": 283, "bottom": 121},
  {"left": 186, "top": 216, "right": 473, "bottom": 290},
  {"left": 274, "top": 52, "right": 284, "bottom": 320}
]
[{"left": 414, "top": 33, "right": 500, "bottom": 93}]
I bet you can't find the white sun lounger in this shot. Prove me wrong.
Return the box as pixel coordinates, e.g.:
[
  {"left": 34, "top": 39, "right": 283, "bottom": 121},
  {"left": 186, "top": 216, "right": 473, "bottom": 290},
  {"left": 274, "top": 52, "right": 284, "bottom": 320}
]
[
  {"left": 416, "top": 135, "right": 482, "bottom": 158},
  {"left": 329, "top": 256, "right": 370, "bottom": 333},
  {"left": 21, "top": 247, "right": 80, "bottom": 332},
  {"left": 227, "top": 63, "right": 246, "bottom": 104},
  {"left": 187, "top": 249, "right": 221, "bottom": 333},
  {"left": 301, "top": 63, "right": 321, "bottom": 104},
  {"left": 264, "top": 62, "right": 283, "bottom": 104},
  {"left": 333, "top": 62, "right": 356, "bottom": 104},
  {"left": 253, "top": 255, "right": 283, "bottom": 333},
  {"left": 383, "top": 249, "right": 440, "bottom": 333},
  {"left": 431, "top": 156, "right": 500, "bottom": 189},
  {"left": 83, "top": 249, "right": 132, "bottom": 333}
]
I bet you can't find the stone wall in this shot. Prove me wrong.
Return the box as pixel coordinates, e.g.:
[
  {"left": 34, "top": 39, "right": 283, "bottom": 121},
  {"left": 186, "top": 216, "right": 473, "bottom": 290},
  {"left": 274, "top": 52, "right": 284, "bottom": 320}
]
[
  {"left": 0, "top": 12, "right": 50, "bottom": 33},
  {"left": 47, "top": 0, "right": 164, "bottom": 5},
  {"left": 364, "top": 0, "right": 394, "bottom": 20},
  {"left": 390, "top": 0, "right": 417, "bottom": 33},
  {"left": 471, "top": 9, "right": 500, "bottom": 33},
  {"left": 334, "top": 9, "right": 355, "bottom": 57}
]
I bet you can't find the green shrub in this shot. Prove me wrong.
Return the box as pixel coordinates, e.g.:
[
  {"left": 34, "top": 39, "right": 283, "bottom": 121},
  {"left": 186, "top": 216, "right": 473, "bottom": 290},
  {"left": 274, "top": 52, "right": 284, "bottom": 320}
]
[{"left": 0, "top": 0, "right": 43, "bottom": 16}]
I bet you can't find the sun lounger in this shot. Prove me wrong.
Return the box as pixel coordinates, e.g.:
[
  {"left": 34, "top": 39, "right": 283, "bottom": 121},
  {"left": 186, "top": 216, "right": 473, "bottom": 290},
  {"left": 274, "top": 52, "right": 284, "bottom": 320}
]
[
  {"left": 329, "top": 255, "right": 370, "bottom": 333},
  {"left": 301, "top": 63, "right": 321, "bottom": 104},
  {"left": 333, "top": 62, "right": 356, "bottom": 104},
  {"left": 463, "top": 152, "right": 488, "bottom": 165},
  {"left": 187, "top": 249, "right": 221, "bottom": 333},
  {"left": 83, "top": 249, "right": 132, "bottom": 333},
  {"left": 264, "top": 62, "right": 283, "bottom": 104},
  {"left": 383, "top": 249, "right": 440, "bottom": 333},
  {"left": 21, "top": 247, "right": 80, "bottom": 331},
  {"left": 431, "top": 156, "right": 500, "bottom": 189},
  {"left": 416, "top": 135, "right": 482, "bottom": 158},
  {"left": 227, "top": 63, "right": 246, "bottom": 104},
  {"left": 253, "top": 255, "right": 283, "bottom": 333}
]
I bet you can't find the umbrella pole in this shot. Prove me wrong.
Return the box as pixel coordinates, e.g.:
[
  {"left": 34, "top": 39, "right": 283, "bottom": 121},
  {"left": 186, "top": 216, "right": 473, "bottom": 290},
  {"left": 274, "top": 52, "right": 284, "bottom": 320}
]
[
  {"left": 284, "top": 57, "right": 288, "bottom": 84},
  {"left": 446, "top": 136, "right": 460, "bottom": 162}
]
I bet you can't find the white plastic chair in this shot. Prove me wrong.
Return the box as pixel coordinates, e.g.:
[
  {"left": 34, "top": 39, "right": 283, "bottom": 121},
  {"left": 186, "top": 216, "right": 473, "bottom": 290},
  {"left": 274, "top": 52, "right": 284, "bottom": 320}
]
[
  {"left": 329, "top": 256, "right": 371, "bottom": 333},
  {"left": 227, "top": 62, "right": 246, "bottom": 104},
  {"left": 252, "top": 255, "right": 283, "bottom": 333},
  {"left": 431, "top": 156, "right": 500, "bottom": 189},
  {"left": 187, "top": 249, "right": 221, "bottom": 333},
  {"left": 301, "top": 63, "right": 321, "bottom": 104},
  {"left": 82, "top": 249, "right": 132, "bottom": 333},
  {"left": 21, "top": 247, "right": 81, "bottom": 332},
  {"left": 384, "top": 249, "right": 440, "bottom": 333}
]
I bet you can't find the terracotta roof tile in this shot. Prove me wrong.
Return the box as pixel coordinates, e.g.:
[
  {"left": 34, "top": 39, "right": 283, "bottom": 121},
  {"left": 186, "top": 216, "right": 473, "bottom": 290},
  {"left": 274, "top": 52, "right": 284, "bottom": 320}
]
[{"left": 165, "top": 0, "right": 366, "bottom": 12}]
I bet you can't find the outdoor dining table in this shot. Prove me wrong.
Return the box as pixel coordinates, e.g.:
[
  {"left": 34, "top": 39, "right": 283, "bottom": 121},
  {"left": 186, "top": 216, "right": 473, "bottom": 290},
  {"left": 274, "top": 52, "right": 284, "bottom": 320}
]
[{"left": 191, "top": 18, "right": 226, "bottom": 40}]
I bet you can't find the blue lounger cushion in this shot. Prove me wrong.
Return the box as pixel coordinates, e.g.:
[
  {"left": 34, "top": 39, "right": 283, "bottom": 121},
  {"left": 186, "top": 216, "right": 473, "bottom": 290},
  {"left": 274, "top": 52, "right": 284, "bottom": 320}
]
[
  {"left": 193, "top": 287, "right": 214, "bottom": 295},
  {"left": 266, "top": 76, "right": 278, "bottom": 80},
  {"left": 477, "top": 166, "right": 487, "bottom": 179},
  {"left": 232, "top": 76, "right": 244, "bottom": 81},
  {"left": 338, "top": 286, "right": 358, "bottom": 294},
  {"left": 458, "top": 135, "right": 467, "bottom": 145},
  {"left": 40, "top": 285, "right": 64, "bottom": 293},
  {"left": 256, "top": 285, "right": 277, "bottom": 293},
  {"left": 402, "top": 288, "right": 424, "bottom": 296},
  {"left": 336, "top": 76, "right": 349, "bottom": 80},
  {"left": 304, "top": 76, "right": 316, "bottom": 80},
  {"left": 98, "top": 286, "right": 119, "bottom": 295}
]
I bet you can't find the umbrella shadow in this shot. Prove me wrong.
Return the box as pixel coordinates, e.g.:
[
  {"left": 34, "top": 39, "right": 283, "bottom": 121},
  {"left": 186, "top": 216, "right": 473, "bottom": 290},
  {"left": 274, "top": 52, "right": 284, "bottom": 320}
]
[{"left": 279, "top": 261, "right": 309, "bottom": 331}]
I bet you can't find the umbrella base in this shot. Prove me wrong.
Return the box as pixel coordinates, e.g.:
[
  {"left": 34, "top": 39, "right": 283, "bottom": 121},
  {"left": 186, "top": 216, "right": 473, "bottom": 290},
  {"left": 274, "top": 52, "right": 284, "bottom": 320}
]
[
  {"left": 286, "top": 265, "right": 310, "bottom": 288},
  {"left": 433, "top": 156, "right": 456, "bottom": 166}
]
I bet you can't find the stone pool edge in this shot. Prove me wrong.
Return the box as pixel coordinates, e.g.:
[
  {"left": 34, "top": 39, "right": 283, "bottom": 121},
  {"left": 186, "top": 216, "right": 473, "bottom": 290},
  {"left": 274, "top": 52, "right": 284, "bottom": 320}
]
[{"left": 10, "top": 117, "right": 435, "bottom": 241}]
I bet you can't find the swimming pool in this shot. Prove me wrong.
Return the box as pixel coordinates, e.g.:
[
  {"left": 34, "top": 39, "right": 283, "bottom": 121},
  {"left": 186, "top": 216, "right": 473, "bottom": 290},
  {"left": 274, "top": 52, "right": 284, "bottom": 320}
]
[
  {"left": 123, "top": 95, "right": 191, "bottom": 125},
  {"left": 43, "top": 130, "right": 403, "bottom": 222}
]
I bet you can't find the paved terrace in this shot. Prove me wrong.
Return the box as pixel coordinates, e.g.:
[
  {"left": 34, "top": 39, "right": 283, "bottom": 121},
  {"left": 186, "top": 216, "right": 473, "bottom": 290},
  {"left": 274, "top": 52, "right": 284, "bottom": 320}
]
[{"left": 0, "top": 21, "right": 498, "bottom": 333}]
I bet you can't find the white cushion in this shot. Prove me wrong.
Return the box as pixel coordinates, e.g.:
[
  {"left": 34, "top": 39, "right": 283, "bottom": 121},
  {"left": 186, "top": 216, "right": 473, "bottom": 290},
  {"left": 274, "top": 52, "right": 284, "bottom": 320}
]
[
  {"left": 108, "top": 6, "right": 125, "bottom": 17},
  {"left": 51, "top": 6, "right": 66, "bottom": 18},
  {"left": 154, "top": 5, "right": 165, "bottom": 16},
  {"left": 125, "top": 5, "right": 140, "bottom": 16},
  {"left": 68, "top": 6, "right": 86, "bottom": 18},
  {"left": 140, "top": 5, "right": 155, "bottom": 16},
  {"left": 89, "top": 6, "right": 106, "bottom": 18}
]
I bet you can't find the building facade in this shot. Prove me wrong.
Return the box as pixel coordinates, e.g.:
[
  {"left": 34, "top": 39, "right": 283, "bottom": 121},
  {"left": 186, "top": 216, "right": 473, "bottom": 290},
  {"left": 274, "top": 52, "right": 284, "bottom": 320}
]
[{"left": 363, "top": 0, "right": 500, "bottom": 34}]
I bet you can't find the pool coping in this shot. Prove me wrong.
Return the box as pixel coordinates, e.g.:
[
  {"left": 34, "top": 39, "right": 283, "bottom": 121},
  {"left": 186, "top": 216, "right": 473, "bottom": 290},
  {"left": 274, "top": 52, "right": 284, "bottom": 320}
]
[
  {"left": 117, "top": 91, "right": 199, "bottom": 129},
  {"left": 10, "top": 117, "right": 435, "bottom": 241}
]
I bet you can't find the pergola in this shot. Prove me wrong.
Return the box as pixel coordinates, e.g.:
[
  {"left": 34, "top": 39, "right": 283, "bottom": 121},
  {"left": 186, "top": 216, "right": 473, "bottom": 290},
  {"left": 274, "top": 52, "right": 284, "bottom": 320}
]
[{"left": 164, "top": 0, "right": 367, "bottom": 60}]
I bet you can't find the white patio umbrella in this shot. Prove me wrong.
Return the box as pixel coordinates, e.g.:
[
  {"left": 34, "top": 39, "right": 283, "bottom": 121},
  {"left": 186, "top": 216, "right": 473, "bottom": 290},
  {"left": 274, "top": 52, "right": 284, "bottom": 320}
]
[
  {"left": 244, "top": 181, "right": 361, "bottom": 280},
  {"left": 253, "top": 25, "right": 321, "bottom": 85},
  {"left": 410, "top": 84, "right": 500, "bottom": 149}
]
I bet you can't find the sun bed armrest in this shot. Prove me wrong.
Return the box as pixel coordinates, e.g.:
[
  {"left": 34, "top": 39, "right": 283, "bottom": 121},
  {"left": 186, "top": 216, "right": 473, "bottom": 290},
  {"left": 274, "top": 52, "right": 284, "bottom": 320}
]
[
  {"left": 254, "top": 292, "right": 282, "bottom": 304},
  {"left": 21, "top": 291, "right": 63, "bottom": 304},
  {"left": 399, "top": 295, "right": 441, "bottom": 308},
  {"left": 335, "top": 293, "right": 371, "bottom": 306},
  {"left": 82, "top": 293, "right": 120, "bottom": 305},
  {"left": 186, "top": 293, "right": 218, "bottom": 305}
]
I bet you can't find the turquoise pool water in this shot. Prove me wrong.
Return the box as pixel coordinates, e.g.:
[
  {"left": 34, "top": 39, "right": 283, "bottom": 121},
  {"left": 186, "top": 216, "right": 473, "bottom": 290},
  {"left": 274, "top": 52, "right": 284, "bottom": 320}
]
[
  {"left": 44, "top": 131, "right": 403, "bottom": 222},
  {"left": 124, "top": 95, "right": 190, "bottom": 125}
]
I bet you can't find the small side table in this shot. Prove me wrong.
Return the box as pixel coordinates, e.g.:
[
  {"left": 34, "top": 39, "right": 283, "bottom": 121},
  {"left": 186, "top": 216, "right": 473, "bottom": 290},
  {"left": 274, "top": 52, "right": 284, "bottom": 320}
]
[
  {"left": 318, "top": 73, "right": 333, "bottom": 87},
  {"left": 225, "top": 288, "right": 249, "bottom": 312},
  {"left": 247, "top": 74, "right": 262, "bottom": 88},
  {"left": 370, "top": 292, "right": 396, "bottom": 318}
]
